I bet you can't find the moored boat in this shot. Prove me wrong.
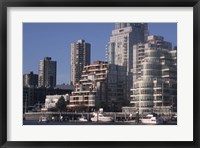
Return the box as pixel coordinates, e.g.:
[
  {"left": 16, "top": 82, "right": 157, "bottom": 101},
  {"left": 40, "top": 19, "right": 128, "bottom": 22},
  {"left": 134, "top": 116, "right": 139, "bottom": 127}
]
[
  {"left": 78, "top": 115, "right": 88, "bottom": 122},
  {"left": 91, "top": 112, "right": 113, "bottom": 122},
  {"left": 38, "top": 116, "right": 48, "bottom": 122},
  {"left": 140, "top": 114, "right": 163, "bottom": 125}
]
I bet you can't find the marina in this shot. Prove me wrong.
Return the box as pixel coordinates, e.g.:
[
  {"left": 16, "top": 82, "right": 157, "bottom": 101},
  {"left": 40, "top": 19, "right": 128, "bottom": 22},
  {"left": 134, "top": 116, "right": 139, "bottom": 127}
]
[
  {"left": 23, "top": 120, "right": 177, "bottom": 125},
  {"left": 23, "top": 111, "right": 177, "bottom": 125}
]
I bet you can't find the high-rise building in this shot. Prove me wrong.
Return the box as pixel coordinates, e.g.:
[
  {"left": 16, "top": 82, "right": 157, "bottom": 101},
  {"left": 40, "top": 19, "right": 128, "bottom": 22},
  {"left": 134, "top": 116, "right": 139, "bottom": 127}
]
[
  {"left": 106, "top": 23, "right": 148, "bottom": 70},
  {"left": 23, "top": 71, "right": 38, "bottom": 87},
  {"left": 106, "top": 23, "right": 148, "bottom": 100},
  {"left": 130, "top": 35, "right": 177, "bottom": 114},
  {"left": 70, "top": 39, "right": 91, "bottom": 86},
  {"left": 38, "top": 57, "right": 57, "bottom": 87}
]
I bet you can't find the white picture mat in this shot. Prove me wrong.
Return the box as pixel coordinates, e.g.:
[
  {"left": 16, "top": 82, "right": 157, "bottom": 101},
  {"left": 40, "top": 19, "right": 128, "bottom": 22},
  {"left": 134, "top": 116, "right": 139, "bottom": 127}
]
[{"left": 7, "top": 7, "right": 193, "bottom": 141}]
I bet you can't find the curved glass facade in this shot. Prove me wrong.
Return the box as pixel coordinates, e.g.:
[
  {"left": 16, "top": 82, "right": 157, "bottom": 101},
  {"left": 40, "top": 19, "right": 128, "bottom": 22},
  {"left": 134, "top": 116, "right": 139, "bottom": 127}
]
[{"left": 131, "top": 35, "right": 177, "bottom": 114}]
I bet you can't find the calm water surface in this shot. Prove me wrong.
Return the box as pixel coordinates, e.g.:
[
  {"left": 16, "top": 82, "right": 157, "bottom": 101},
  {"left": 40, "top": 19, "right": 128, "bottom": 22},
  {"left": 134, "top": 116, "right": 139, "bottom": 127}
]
[{"left": 23, "top": 120, "right": 177, "bottom": 125}]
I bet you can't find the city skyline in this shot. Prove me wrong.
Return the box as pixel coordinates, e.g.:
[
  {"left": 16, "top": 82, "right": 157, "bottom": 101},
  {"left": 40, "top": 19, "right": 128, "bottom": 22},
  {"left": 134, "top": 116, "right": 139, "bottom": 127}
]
[{"left": 23, "top": 23, "right": 177, "bottom": 84}]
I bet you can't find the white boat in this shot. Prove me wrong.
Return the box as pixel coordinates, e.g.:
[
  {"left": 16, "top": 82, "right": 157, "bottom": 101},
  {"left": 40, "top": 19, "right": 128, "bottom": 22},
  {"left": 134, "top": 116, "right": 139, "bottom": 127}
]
[
  {"left": 91, "top": 112, "right": 113, "bottom": 122},
  {"left": 78, "top": 116, "right": 88, "bottom": 122},
  {"left": 39, "top": 116, "right": 48, "bottom": 122},
  {"left": 140, "top": 114, "right": 163, "bottom": 125}
]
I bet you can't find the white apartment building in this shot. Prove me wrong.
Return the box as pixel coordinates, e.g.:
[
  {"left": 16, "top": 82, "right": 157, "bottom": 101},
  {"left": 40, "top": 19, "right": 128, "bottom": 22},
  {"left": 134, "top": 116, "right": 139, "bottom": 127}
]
[
  {"left": 106, "top": 23, "right": 148, "bottom": 99},
  {"left": 130, "top": 35, "right": 177, "bottom": 114}
]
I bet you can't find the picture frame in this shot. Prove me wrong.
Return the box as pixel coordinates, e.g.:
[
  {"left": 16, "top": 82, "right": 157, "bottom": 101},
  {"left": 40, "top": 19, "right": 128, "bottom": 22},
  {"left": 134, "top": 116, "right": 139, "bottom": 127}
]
[{"left": 0, "top": 0, "right": 199, "bottom": 147}]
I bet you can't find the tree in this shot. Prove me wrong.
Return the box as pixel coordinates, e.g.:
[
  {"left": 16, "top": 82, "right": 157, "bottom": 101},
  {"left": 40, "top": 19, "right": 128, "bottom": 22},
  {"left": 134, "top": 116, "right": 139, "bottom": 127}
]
[{"left": 56, "top": 96, "right": 67, "bottom": 112}]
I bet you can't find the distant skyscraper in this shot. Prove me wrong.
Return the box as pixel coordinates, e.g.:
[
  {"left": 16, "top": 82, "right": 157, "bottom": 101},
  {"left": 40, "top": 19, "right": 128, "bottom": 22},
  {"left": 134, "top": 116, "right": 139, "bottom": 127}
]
[
  {"left": 38, "top": 57, "right": 57, "bottom": 87},
  {"left": 23, "top": 71, "right": 38, "bottom": 87},
  {"left": 70, "top": 39, "right": 91, "bottom": 86},
  {"left": 106, "top": 23, "right": 148, "bottom": 99},
  {"left": 107, "top": 23, "right": 148, "bottom": 70}
]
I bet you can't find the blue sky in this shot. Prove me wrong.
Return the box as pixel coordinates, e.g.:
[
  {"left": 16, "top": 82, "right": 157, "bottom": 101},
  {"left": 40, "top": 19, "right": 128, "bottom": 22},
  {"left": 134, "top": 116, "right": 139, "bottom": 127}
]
[{"left": 23, "top": 23, "right": 177, "bottom": 84}]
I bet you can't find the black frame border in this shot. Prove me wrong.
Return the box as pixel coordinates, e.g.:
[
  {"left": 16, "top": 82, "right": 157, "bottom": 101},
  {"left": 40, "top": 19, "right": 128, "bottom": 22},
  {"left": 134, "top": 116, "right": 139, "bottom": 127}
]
[{"left": 0, "top": 0, "right": 199, "bottom": 148}]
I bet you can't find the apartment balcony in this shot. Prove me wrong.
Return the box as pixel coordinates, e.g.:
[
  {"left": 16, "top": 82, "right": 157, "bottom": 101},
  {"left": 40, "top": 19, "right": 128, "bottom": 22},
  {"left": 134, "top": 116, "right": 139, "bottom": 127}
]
[
  {"left": 81, "top": 74, "right": 88, "bottom": 77},
  {"left": 162, "top": 68, "right": 170, "bottom": 71},
  {"left": 80, "top": 79, "right": 89, "bottom": 82},
  {"left": 81, "top": 82, "right": 93, "bottom": 85},
  {"left": 162, "top": 75, "right": 170, "bottom": 78},
  {"left": 87, "top": 68, "right": 107, "bottom": 72},
  {"left": 96, "top": 77, "right": 106, "bottom": 80},
  {"left": 130, "top": 100, "right": 137, "bottom": 104},
  {"left": 139, "top": 107, "right": 154, "bottom": 110},
  {"left": 153, "top": 100, "right": 162, "bottom": 103},
  {"left": 96, "top": 72, "right": 106, "bottom": 75},
  {"left": 67, "top": 104, "right": 95, "bottom": 107},
  {"left": 153, "top": 87, "right": 162, "bottom": 90},
  {"left": 71, "top": 90, "right": 91, "bottom": 95},
  {"left": 153, "top": 94, "right": 162, "bottom": 97},
  {"left": 70, "top": 99, "right": 95, "bottom": 103}
]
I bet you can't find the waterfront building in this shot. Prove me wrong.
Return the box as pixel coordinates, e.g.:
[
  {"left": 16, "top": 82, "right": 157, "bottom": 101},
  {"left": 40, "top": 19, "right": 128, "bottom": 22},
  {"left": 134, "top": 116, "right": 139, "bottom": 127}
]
[
  {"left": 70, "top": 39, "right": 91, "bottom": 86},
  {"left": 38, "top": 57, "right": 57, "bottom": 88},
  {"left": 106, "top": 23, "right": 148, "bottom": 100},
  {"left": 68, "top": 61, "right": 127, "bottom": 112},
  {"left": 23, "top": 84, "right": 73, "bottom": 112},
  {"left": 23, "top": 71, "right": 38, "bottom": 87},
  {"left": 44, "top": 94, "right": 69, "bottom": 110},
  {"left": 130, "top": 35, "right": 177, "bottom": 114}
]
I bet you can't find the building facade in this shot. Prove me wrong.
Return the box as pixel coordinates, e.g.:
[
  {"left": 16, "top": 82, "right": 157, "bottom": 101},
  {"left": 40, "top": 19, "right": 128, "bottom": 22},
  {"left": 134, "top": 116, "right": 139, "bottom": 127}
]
[
  {"left": 23, "top": 84, "right": 73, "bottom": 112},
  {"left": 70, "top": 39, "right": 91, "bottom": 86},
  {"left": 68, "top": 61, "right": 127, "bottom": 112},
  {"left": 107, "top": 23, "right": 148, "bottom": 71},
  {"left": 130, "top": 35, "right": 177, "bottom": 114},
  {"left": 106, "top": 23, "right": 148, "bottom": 100},
  {"left": 44, "top": 94, "right": 69, "bottom": 110},
  {"left": 38, "top": 57, "right": 57, "bottom": 88},
  {"left": 23, "top": 71, "right": 38, "bottom": 87}
]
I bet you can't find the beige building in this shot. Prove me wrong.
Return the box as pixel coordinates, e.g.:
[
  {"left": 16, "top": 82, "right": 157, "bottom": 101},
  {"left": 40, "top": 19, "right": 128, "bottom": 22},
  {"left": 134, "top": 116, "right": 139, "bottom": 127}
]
[{"left": 68, "top": 61, "right": 127, "bottom": 112}]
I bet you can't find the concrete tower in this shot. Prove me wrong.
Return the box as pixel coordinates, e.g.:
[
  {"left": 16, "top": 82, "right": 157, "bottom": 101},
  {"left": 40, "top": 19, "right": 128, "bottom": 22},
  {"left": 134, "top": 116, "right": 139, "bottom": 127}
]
[
  {"left": 38, "top": 57, "right": 57, "bottom": 87},
  {"left": 70, "top": 39, "right": 91, "bottom": 86}
]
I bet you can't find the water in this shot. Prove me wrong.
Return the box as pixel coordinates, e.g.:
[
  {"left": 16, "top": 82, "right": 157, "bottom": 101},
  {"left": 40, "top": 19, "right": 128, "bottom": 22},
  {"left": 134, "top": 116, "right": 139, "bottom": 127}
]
[{"left": 23, "top": 120, "right": 177, "bottom": 125}]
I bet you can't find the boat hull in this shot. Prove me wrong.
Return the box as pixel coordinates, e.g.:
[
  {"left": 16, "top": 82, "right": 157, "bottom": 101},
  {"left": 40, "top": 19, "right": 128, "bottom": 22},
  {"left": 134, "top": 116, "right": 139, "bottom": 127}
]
[
  {"left": 91, "top": 117, "right": 113, "bottom": 122},
  {"left": 140, "top": 119, "right": 157, "bottom": 124},
  {"left": 140, "top": 114, "right": 164, "bottom": 125},
  {"left": 79, "top": 118, "right": 88, "bottom": 122}
]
